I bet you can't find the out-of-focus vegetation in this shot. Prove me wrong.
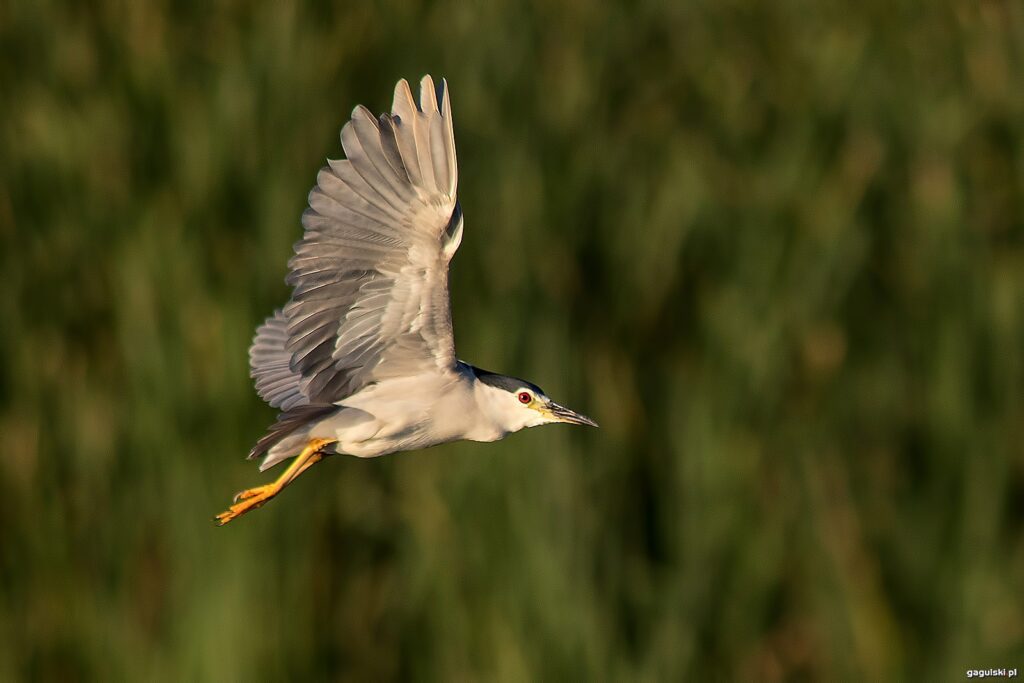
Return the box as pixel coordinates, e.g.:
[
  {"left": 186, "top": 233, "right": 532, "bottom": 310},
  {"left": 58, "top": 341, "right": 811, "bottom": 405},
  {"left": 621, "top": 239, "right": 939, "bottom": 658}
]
[{"left": 2, "top": 0, "right": 1023, "bottom": 679}]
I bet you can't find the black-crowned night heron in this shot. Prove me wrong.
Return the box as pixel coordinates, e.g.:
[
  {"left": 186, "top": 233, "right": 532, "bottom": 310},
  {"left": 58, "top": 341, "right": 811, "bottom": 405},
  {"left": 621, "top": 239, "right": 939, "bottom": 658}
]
[{"left": 216, "top": 76, "right": 597, "bottom": 525}]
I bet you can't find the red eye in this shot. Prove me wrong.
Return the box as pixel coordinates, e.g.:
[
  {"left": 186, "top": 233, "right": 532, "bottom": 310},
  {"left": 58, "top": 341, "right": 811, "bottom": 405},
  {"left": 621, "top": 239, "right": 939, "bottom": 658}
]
[{"left": 518, "top": 392, "right": 532, "bottom": 404}]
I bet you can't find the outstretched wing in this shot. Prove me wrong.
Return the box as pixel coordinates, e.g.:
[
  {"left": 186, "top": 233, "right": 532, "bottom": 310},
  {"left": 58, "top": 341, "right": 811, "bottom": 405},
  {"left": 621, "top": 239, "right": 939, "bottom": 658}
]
[{"left": 277, "top": 75, "right": 463, "bottom": 405}]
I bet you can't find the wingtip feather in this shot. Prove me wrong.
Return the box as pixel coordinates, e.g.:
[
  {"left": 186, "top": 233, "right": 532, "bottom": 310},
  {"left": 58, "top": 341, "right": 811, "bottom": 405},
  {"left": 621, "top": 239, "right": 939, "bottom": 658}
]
[
  {"left": 393, "top": 78, "right": 417, "bottom": 115},
  {"left": 419, "top": 75, "right": 439, "bottom": 113},
  {"left": 438, "top": 78, "right": 451, "bottom": 114},
  {"left": 352, "top": 104, "right": 378, "bottom": 126}
]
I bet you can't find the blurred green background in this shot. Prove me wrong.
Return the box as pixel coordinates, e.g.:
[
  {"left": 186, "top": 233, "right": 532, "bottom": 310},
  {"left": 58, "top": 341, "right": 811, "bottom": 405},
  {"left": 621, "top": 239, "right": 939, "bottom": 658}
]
[{"left": 2, "top": 0, "right": 1023, "bottom": 679}]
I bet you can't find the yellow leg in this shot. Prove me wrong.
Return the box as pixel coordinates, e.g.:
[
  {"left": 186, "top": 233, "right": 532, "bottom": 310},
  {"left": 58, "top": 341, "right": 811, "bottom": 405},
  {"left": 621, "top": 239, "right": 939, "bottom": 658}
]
[{"left": 215, "top": 437, "right": 334, "bottom": 526}]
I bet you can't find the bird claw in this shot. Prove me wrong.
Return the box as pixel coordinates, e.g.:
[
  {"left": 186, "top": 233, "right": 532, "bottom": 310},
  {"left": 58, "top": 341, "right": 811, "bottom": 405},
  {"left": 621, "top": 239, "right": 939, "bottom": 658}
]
[
  {"left": 216, "top": 485, "right": 277, "bottom": 525},
  {"left": 233, "top": 486, "right": 266, "bottom": 503}
]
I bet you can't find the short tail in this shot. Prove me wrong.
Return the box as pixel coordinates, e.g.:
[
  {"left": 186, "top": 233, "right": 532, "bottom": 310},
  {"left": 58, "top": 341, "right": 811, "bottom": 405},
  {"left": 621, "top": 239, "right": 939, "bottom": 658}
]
[{"left": 248, "top": 404, "right": 338, "bottom": 471}]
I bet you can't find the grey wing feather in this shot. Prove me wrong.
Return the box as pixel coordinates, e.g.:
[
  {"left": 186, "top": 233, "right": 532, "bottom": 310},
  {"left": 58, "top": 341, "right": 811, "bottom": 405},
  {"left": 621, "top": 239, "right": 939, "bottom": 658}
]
[
  {"left": 272, "top": 75, "right": 461, "bottom": 404},
  {"left": 249, "top": 309, "right": 306, "bottom": 410}
]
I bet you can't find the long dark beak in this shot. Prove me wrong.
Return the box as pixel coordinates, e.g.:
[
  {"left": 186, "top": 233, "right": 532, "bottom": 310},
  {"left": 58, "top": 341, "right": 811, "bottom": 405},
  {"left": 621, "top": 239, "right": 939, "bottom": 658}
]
[{"left": 547, "top": 401, "right": 599, "bottom": 427}]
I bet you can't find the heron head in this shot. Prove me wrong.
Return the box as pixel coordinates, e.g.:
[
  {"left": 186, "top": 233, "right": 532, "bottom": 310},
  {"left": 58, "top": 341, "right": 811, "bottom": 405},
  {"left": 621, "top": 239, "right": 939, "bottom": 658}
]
[{"left": 472, "top": 367, "right": 598, "bottom": 432}]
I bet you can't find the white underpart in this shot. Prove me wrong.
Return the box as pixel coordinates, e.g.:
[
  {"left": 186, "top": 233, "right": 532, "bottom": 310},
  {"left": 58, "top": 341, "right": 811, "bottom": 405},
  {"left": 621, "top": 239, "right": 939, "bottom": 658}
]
[{"left": 299, "top": 363, "right": 550, "bottom": 459}]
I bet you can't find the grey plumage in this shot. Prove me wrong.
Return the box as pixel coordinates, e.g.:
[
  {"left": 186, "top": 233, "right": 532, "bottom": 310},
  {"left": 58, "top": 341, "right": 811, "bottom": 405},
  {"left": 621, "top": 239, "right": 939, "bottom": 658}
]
[
  {"left": 278, "top": 75, "right": 459, "bottom": 406},
  {"left": 248, "top": 403, "right": 337, "bottom": 463},
  {"left": 249, "top": 309, "right": 305, "bottom": 411}
]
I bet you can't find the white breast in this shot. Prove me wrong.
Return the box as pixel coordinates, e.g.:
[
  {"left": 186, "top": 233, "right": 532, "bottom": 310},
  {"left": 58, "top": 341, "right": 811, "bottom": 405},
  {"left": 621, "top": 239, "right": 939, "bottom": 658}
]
[{"left": 321, "top": 367, "right": 492, "bottom": 457}]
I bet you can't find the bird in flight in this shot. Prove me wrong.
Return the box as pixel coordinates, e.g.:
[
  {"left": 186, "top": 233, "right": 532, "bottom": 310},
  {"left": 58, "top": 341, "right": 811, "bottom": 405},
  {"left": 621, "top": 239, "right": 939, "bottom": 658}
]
[{"left": 216, "top": 76, "right": 597, "bottom": 525}]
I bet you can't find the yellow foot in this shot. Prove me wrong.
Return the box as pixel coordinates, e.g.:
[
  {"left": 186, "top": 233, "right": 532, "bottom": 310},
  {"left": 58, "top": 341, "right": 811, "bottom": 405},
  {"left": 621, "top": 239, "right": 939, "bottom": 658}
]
[
  {"left": 214, "top": 437, "right": 335, "bottom": 527},
  {"left": 215, "top": 484, "right": 279, "bottom": 526},
  {"left": 233, "top": 485, "right": 272, "bottom": 503}
]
